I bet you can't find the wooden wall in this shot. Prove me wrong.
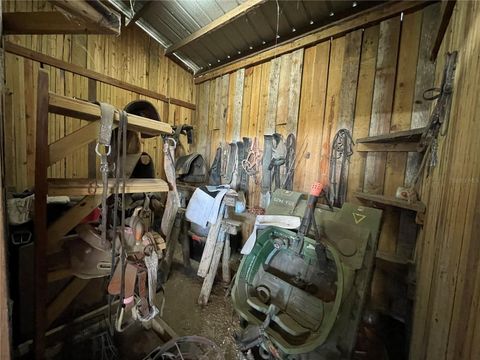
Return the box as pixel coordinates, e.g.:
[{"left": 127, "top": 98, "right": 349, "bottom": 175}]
[
  {"left": 411, "top": 1, "right": 480, "bottom": 359},
  {"left": 195, "top": 3, "right": 439, "bottom": 319},
  {"left": 194, "top": 4, "right": 438, "bottom": 203},
  {"left": 2, "top": 0, "right": 196, "bottom": 192}
]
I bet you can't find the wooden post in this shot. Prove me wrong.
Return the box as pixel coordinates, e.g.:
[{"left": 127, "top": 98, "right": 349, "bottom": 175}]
[
  {"left": 87, "top": 78, "right": 97, "bottom": 179},
  {"left": 222, "top": 235, "right": 231, "bottom": 284},
  {"left": 0, "top": 1, "right": 12, "bottom": 355},
  {"left": 34, "top": 69, "right": 49, "bottom": 358},
  {"left": 198, "top": 226, "right": 226, "bottom": 305}
]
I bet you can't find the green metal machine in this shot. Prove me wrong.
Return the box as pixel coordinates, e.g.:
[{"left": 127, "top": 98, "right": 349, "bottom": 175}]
[{"left": 232, "top": 190, "right": 382, "bottom": 359}]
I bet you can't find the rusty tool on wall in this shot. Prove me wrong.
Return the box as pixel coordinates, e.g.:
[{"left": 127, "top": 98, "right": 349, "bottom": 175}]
[{"left": 396, "top": 51, "right": 458, "bottom": 202}]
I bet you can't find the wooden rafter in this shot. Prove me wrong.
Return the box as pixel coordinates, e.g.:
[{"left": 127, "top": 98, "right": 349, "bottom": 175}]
[
  {"left": 165, "top": 0, "right": 266, "bottom": 55},
  {"left": 126, "top": 0, "right": 153, "bottom": 27},
  {"left": 47, "top": 278, "right": 90, "bottom": 326},
  {"left": 50, "top": 0, "right": 120, "bottom": 35},
  {"left": 3, "top": 11, "right": 116, "bottom": 34}
]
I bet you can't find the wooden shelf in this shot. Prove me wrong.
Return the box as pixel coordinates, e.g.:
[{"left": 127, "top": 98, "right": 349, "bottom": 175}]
[
  {"left": 356, "top": 127, "right": 426, "bottom": 144},
  {"left": 356, "top": 142, "right": 419, "bottom": 152},
  {"left": 48, "top": 178, "right": 169, "bottom": 196},
  {"left": 48, "top": 93, "right": 173, "bottom": 136},
  {"left": 354, "top": 192, "right": 426, "bottom": 213}
]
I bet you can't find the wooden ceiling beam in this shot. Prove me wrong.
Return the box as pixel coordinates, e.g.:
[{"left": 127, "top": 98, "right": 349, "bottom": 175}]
[
  {"left": 165, "top": 0, "right": 266, "bottom": 55},
  {"left": 3, "top": 11, "right": 116, "bottom": 34},
  {"left": 126, "top": 0, "right": 153, "bottom": 27},
  {"left": 5, "top": 42, "right": 196, "bottom": 110},
  {"left": 194, "top": 0, "right": 433, "bottom": 83},
  {"left": 50, "top": 0, "right": 120, "bottom": 35}
]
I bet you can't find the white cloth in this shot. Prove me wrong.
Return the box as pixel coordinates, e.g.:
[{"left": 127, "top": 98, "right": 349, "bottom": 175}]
[
  {"left": 186, "top": 186, "right": 229, "bottom": 227},
  {"left": 241, "top": 215, "right": 301, "bottom": 255}
]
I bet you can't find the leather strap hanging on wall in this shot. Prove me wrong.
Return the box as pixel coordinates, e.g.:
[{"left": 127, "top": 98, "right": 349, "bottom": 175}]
[
  {"left": 283, "top": 133, "right": 296, "bottom": 191},
  {"left": 268, "top": 133, "right": 286, "bottom": 191},
  {"left": 239, "top": 137, "right": 251, "bottom": 193},
  {"left": 261, "top": 134, "right": 274, "bottom": 208},
  {"left": 209, "top": 146, "right": 222, "bottom": 186},
  {"left": 328, "top": 129, "right": 354, "bottom": 207}
]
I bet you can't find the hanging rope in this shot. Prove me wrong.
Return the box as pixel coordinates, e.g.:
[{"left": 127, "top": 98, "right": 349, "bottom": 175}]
[{"left": 241, "top": 137, "right": 263, "bottom": 184}]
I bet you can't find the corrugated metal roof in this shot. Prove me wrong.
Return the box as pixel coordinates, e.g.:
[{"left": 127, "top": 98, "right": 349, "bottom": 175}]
[{"left": 109, "top": 0, "right": 383, "bottom": 73}]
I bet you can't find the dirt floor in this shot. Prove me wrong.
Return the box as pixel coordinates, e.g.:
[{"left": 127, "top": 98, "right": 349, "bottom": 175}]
[
  {"left": 161, "top": 256, "right": 242, "bottom": 360},
  {"left": 115, "top": 250, "right": 243, "bottom": 360},
  {"left": 57, "top": 249, "right": 242, "bottom": 360}
]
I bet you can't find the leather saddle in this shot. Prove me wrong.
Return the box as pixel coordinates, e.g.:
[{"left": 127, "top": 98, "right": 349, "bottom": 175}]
[{"left": 175, "top": 153, "right": 207, "bottom": 184}]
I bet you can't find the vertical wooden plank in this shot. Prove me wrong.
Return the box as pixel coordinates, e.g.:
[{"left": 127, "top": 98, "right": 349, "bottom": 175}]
[
  {"left": 34, "top": 69, "right": 49, "bottom": 359},
  {"left": 337, "top": 30, "right": 363, "bottom": 132},
  {"left": 4, "top": 54, "right": 16, "bottom": 189},
  {"left": 225, "top": 71, "right": 237, "bottom": 143},
  {"left": 25, "top": 59, "right": 36, "bottom": 188},
  {"left": 384, "top": 11, "right": 423, "bottom": 260},
  {"left": 208, "top": 79, "right": 220, "bottom": 163},
  {"left": 332, "top": 29, "right": 362, "bottom": 200},
  {"left": 13, "top": 54, "right": 27, "bottom": 191},
  {"left": 250, "top": 62, "right": 271, "bottom": 206},
  {"left": 275, "top": 53, "right": 292, "bottom": 127},
  {"left": 240, "top": 68, "right": 253, "bottom": 137},
  {"left": 87, "top": 78, "right": 97, "bottom": 178},
  {"left": 247, "top": 65, "right": 262, "bottom": 138},
  {"left": 363, "top": 17, "right": 401, "bottom": 196},
  {"left": 320, "top": 37, "right": 345, "bottom": 186},
  {"left": 231, "top": 69, "right": 245, "bottom": 141},
  {"left": 54, "top": 35, "right": 66, "bottom": 179},
  {"left": 405, "top": 3, "right": 441, "bottom": 185},
  {"left": 295, "top": 41, "right": 330, "bottom": 193},
  {"left": 218, "top": 74, "right": 230, "bottom": 145},
  {"left": 265, "top": 57, "right": 281, "bottom": 134},
  {"left": 0, "top": 0, "right": 12, "bottom": 354},
  {"left": 193, "top": 81, "right": 210, "bottom": 162},
  {"left": 385, "top": 11, "right": 422, "bottom": 195},
  {"left": 212, "top": 77, "right": 222, "bottom": 131},
  {"left": 347, "top": 25, "right": 380, "bottom": 202},
  {"left": 286, "top": 49, "right": 304, "bottom": 136}
]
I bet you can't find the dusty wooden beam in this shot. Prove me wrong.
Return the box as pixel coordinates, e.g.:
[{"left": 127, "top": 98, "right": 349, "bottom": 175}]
[
  {"left": 355, "top": 192, "right": 426, "bottom": 213},
  {"left": 4, "top": 41, "right": 196, "bottom": 110},
  {"left": 3, "top": 11, "right": 117, "bottom": 34},
  {"left": 49, "top": 121, "right": 103, "bottom": 166},
  {"left": 166, "top": 0, "right": 266, "bottom": 55},
  {"left": 0, "top": 4, "right": 11, "bottom": 357},
  {"left": 356, "top": 143, "right": 419, "bottom": 152},
  {"left": 430, "top": 0, "right": 456, "bottom": 61},
  {"left": 34, "top": 69, "right": 49, "bottom": 358},
  {"left": 48, "top": 93, "right": 173, "bottom": 135},
  {"left": 126, "top": 0, "right": 153, "bottom": 27},
  {"left": 47, "top": 278, "right": 90, "bottom": 326},
  {"left": 194, "top": 0, "right": 431, "bottom": 83},
  {"left": 48, "top": 269, "right": 73, "bottom": 283},
  {"left": 47, "top": 178, "right": 169, "bottom": 196},
  {"left": 50, "top": 0, "right": 120, "bottom": 35},
  {"left": 47, "top": 195, "right": 102, "bottom": 253}
]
